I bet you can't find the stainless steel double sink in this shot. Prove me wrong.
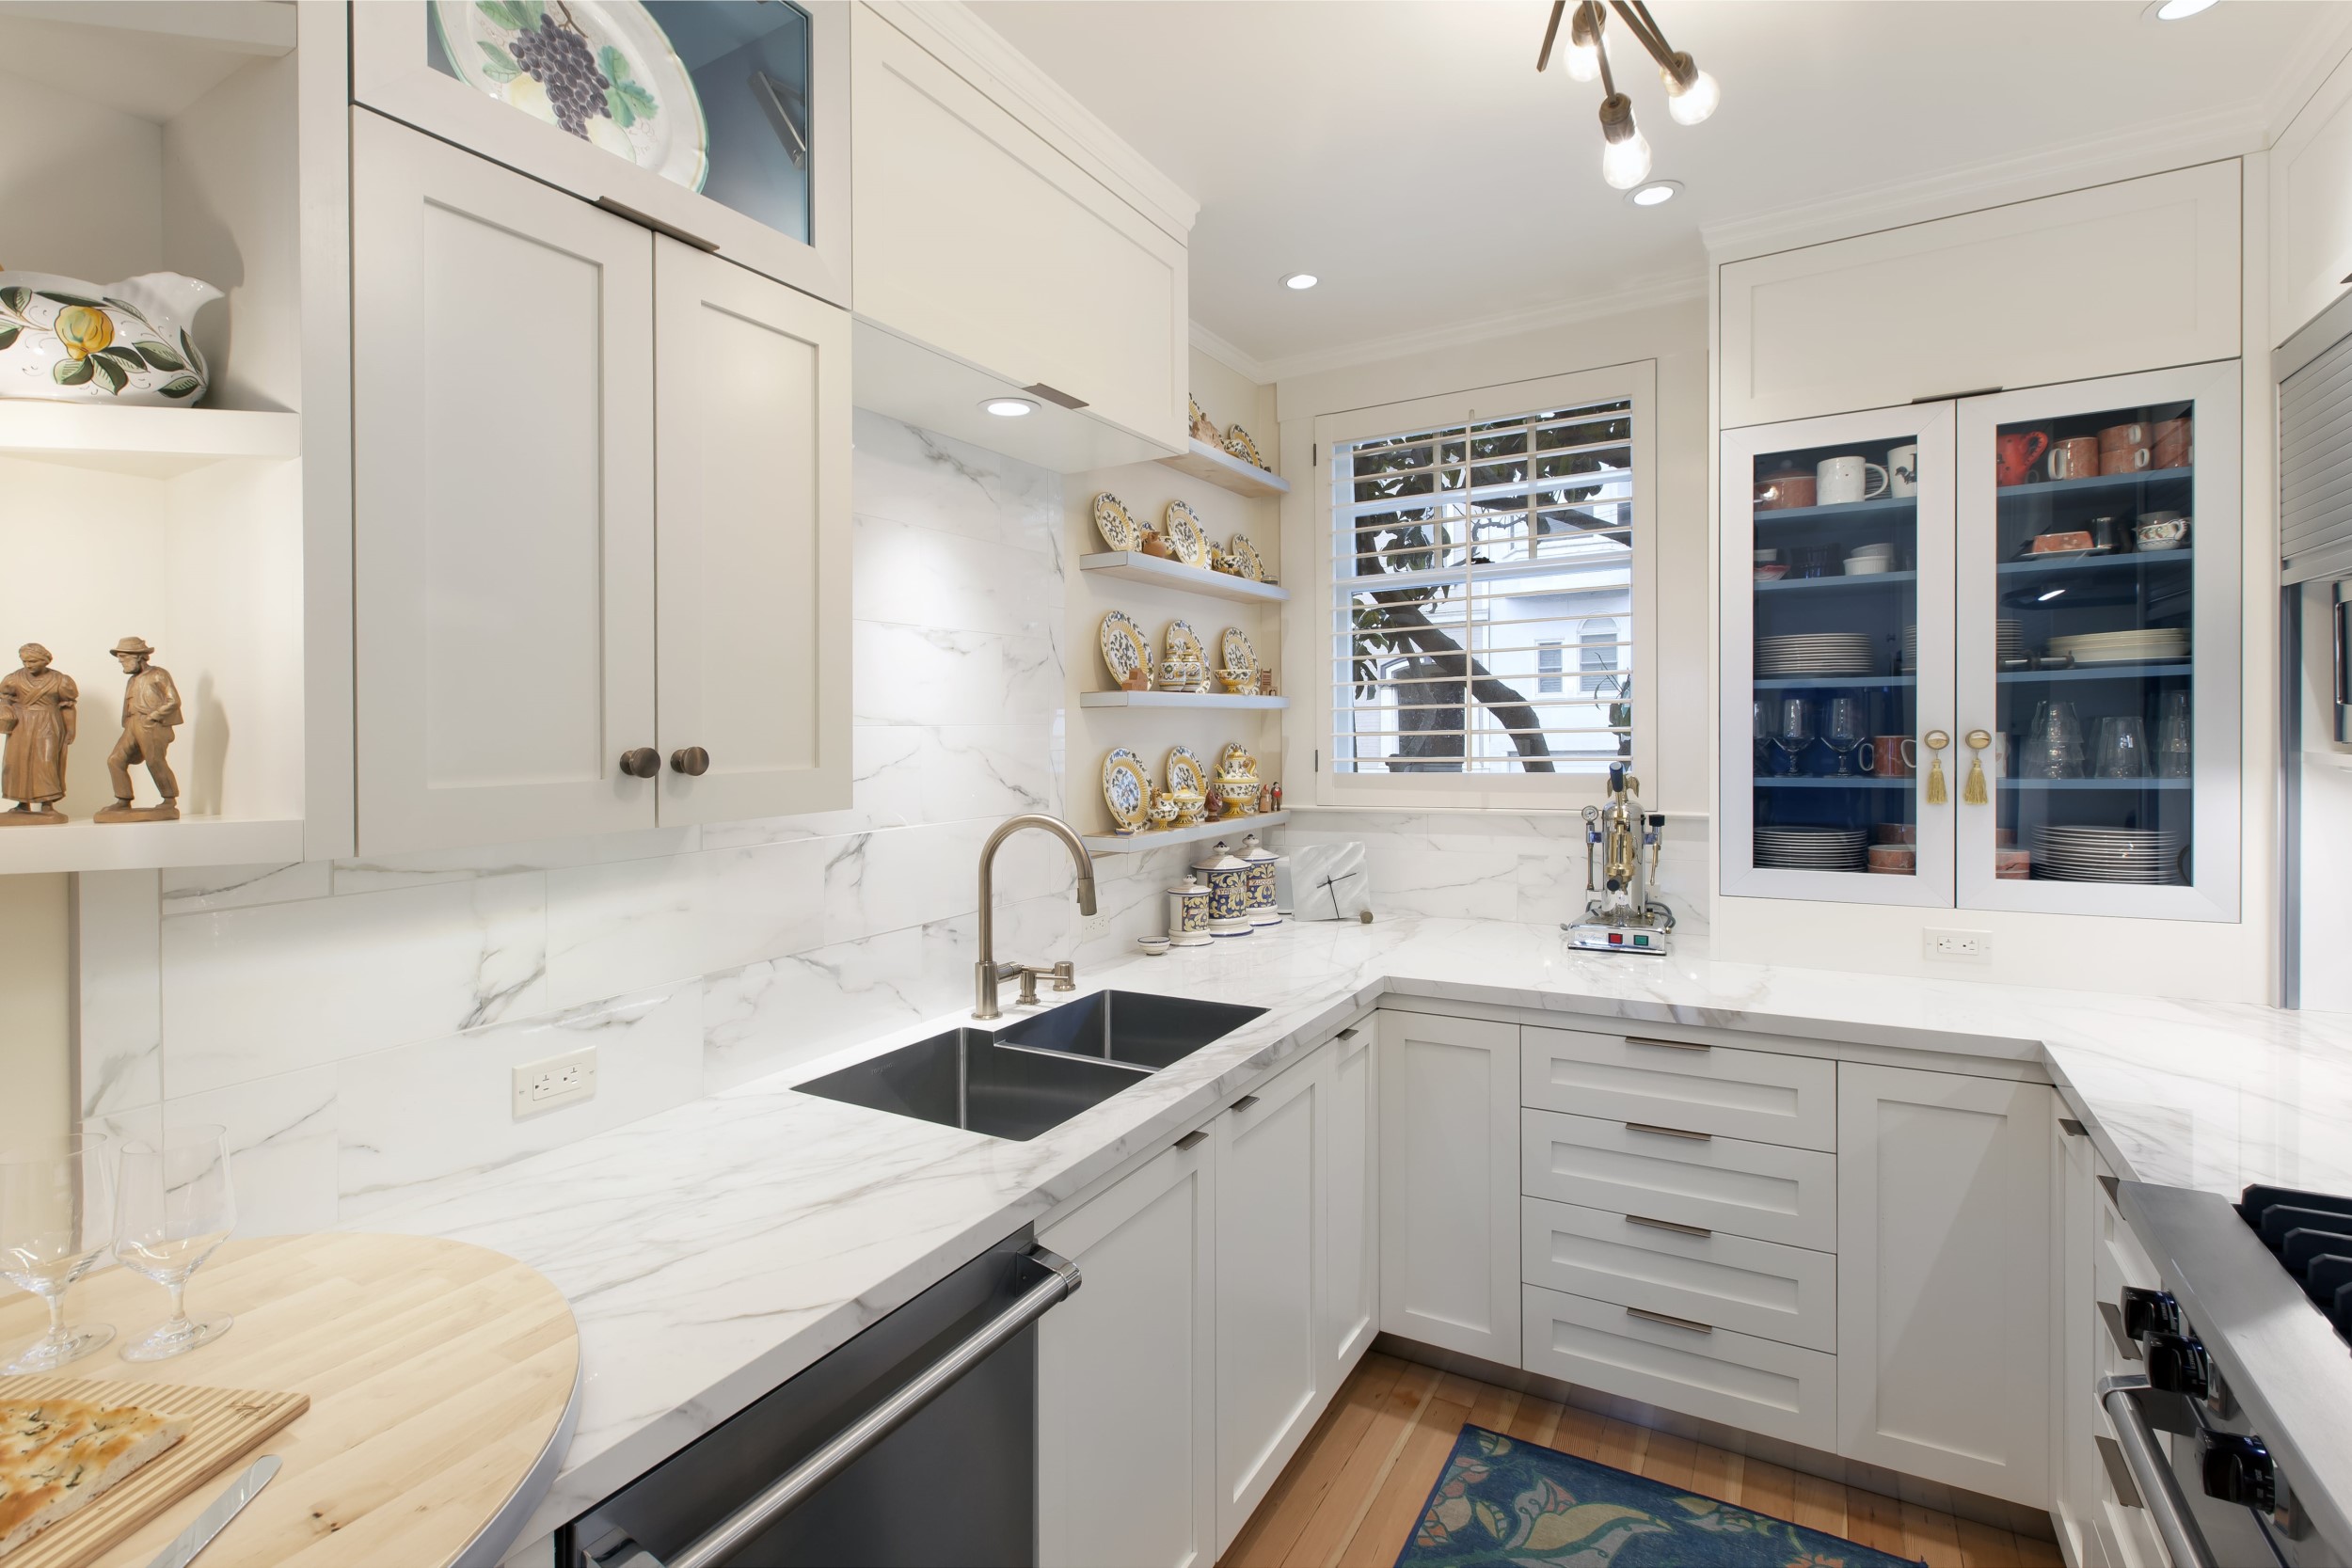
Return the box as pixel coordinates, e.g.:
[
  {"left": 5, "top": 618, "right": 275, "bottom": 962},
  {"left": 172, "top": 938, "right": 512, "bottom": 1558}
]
[{"left": 791, "top": 991, "right": 1266, "bottom": 1141}]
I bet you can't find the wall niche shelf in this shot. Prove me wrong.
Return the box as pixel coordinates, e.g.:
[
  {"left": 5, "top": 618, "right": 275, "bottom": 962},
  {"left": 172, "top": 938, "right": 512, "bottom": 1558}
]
[
  {"left": 1154, "top": 438, "right": 1290, "bottom": 498},
  {"left": 1080, "top": 810, "right": 1289, "bottom": 856},
  {"left": 0, "top": 404, "right": 301, "bottom": 478},
  {"left": 1080, "top": 551, "right": 1289, "bottom": 603},
  {"left": 0, "top": 816, "right": 304, "bottom": 876},
  {"left": 1079, "top": 690, "right": 1287, "bottom": 710}
]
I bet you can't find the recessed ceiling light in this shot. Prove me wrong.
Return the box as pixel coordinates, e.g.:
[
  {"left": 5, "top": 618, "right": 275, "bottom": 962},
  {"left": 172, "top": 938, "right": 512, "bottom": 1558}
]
[
  {"left": 2144, "top": 0, "right": 2218, "bottom": 19},
  {"left": 1627, "top": 181, "right": 1682, "bottom": 208},
  {"left": 1281, "top": 273, "right": 1319, "bottom": 291},
  {"left": 979, "top": 397, "right": 1037, "bottom": 418}
]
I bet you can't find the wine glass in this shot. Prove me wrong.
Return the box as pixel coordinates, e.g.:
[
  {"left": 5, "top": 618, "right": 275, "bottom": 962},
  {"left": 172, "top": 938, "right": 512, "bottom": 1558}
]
[
  {"left": 114, "top": 1125, "right": 236, "bottom": 1361},
  {"left": 1774, "top": 697, "right": 1816, "bottom": 776},
  {"left": 2156, "top": 691, "right": 2193, "bottom": 779},
  {"left": 1824, "top": 696, "right": 1869, "bottom": 777},
  {"left": 0, "top": 1134, "right": 115, "bottom": 1371}
]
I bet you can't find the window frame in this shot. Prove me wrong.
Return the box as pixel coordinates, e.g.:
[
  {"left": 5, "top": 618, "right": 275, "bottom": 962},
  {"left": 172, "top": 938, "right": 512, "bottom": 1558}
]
[{"left": 1307, "top": 362, "right": 1658, "bottom": 811}]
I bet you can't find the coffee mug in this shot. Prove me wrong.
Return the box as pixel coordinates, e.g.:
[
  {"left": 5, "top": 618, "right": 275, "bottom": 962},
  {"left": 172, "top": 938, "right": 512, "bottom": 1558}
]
[
  {"left": 1887, "top": 443, "right": 1919, "bottom": 498},
  {"left": 1817, "top": 454, "right": 1889, "bottom": 506},
  {"left": 2151, "top": 418, "right": 2191, "bottom": 469},
  {"left": 2136, "top": 510, "right": 2190, "bottom": 549},
  {"left": 2045, "top": 436, "right": 2101, "bottom": 481},
  {"left": 1995, "top": 429, "right": 2049, "bottom": 487},
  {"left": 1756, "top": 471, "right": 1815, "bottom": 511},
  {"left": 2101, "top": 443, "right": 2153, "bottom": 475},
  {"left": 2100, "top": 421, "right": 2153, "bottom": 450},
  {"left": 1870, "top": 735, "right": 1917, "bottom": 777}
]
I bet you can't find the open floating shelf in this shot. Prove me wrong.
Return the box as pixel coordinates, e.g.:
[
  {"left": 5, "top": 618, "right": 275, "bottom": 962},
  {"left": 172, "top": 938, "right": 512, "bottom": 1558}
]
[
  {"left": 1997, "top": 467, "right": 2192, "bottom": 504},
  {"left": 1155, "top": 438, "right": 1290, "bottom": 498},
  {"left": 1756, "top": 571, "right": 1917, "bottom": 594},
  {"left": 0, "top": 403, "right": 300, "bottom": 478},
  {"left": 1081, "top": 810, "right": 1288, "bottom": 856},
  {"left": 0, "top": 816, "right": 303, "bottom": 876},
  {"left": 1080, "top": 551, "right": 1288, "bottom": 603},
  {"left": 1079, "top": 690, "right": 1288, "bottom": 710}
]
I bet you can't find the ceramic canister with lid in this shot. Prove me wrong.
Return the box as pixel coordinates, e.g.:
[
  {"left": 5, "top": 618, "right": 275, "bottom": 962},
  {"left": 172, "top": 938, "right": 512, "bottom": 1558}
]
[
  {"left": 1240, "top": 833, "right": 1282, "bottom": 927},
  {"left": 1165, "top": 872, "right": 1213, "bottom": 947},
  {"left": 1192, "top": 841, "right": 1254, "bottom": 938}
]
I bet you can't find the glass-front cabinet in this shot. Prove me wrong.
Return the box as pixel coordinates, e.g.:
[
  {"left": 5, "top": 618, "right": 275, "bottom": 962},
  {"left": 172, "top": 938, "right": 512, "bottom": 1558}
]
[
  {"left": 1722, "top": 361, "right": 2240, "bottom": 920},
  {"left": 353, "top": 0, "right": 849, "bottom": 306}
]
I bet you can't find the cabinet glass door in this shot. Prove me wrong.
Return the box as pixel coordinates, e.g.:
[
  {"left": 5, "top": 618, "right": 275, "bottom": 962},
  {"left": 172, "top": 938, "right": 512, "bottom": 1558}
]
[
  {"left": 1722, "top": 408, "right": 1955, "bottom": 906},
  {"left": 1955, "top": 363, "right": 2241, "bottom": 919}
]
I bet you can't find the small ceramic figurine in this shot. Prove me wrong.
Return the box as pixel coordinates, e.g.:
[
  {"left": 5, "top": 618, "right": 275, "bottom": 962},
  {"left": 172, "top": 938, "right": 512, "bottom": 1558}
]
[
  {"left": 96, "top": 637, "right": 182, "bottom": 823},
  {"left": 0, "top": 643, "right": 76, "bottom": 823}
]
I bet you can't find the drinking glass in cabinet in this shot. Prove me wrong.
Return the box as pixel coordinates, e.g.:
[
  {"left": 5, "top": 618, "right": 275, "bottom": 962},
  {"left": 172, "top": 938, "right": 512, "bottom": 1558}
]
[{"left": 1986, "top": 400, "right": 2193, "bottom": 885}]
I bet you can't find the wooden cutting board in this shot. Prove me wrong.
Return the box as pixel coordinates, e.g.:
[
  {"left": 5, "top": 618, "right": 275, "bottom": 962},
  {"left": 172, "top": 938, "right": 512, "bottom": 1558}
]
[
  {"left": 0, "top": 1233, "right": 579, "bottom": 1568},
  {"left": 0, "top": 1376, "right": 309, "bottom": 1568}
]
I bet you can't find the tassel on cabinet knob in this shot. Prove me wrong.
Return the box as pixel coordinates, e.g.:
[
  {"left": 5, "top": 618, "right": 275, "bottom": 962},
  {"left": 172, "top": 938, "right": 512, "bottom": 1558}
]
[
  {"left": 1922, "top": 730, "right": 1950, "bottom": 806},
  {"left": 1963, "top": 729, "right": 1992, "bottom": 805}
]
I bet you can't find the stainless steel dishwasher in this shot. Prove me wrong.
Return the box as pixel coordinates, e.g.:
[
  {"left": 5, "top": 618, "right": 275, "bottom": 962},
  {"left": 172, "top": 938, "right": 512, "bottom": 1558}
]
[{"left": 561, "top": 1231, "right": 1077, "bottom": 1568}]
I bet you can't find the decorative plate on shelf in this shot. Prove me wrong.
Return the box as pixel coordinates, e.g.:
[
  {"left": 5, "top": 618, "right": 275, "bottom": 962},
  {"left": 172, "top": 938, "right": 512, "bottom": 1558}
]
[
  {"left": 1166, "top": 745, "right": 1207, "bottom": 800},
  {"left": 1163, "top": 500, "right": 1209, "bottom": 568},
  {"left": 431, "top": 0, "right": 709, "bottom": 190},
  {"left": 1099, "top": 610, "right": 1149, "bottom": 686},
  {"left": 1092, "top": 491, "right": 1142, "bottom": 552},
  {"left": 1223, "top": 424, "right": 1268, "bottom": 471},
  {"left": 1164, "top": 618, "right": 1205, "bottom": 667},
  {"left": 1103, "top": 748, "right": 1152, "bottom": 833},
  {"left": 1227, "top": 533, "right": 1265, "bottom": 581},
  {"left": 1220, "top": 626, "right": 1258, "bottom": 681}
]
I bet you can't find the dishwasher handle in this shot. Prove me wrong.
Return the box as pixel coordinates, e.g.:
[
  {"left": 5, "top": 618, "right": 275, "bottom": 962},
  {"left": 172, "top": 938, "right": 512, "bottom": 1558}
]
[
  {"left": 2099, "top": 1374, "right": 2217, "bottom": 1568},
  {"left": 593, "top": 1247, "right": 1080, "bottom": 1568}
]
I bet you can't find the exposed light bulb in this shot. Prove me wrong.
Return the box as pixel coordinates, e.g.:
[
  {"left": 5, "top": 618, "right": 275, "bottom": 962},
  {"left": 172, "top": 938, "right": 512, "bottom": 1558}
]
[
  {"left": 1663, "top": 61, "right": 1719, "bottom": 125},
  {"left": 1564, "top": 1, "right": 1602, "bottom": 81},
  {"left": 1601, "top": 129, "right": 1651, "bottom": 190}
]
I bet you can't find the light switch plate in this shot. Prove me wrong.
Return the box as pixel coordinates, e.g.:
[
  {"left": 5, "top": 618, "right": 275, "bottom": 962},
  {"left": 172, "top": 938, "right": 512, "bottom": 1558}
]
[
  {"left": 1924, "top": 927, "right": 1992, "bottom": 962},
  {"left": 512, "top": 1046, "right": 596, "bottom": 1118}
]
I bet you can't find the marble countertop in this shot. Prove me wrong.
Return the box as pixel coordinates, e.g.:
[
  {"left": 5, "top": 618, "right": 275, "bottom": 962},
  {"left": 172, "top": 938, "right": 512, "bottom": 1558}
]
[{"left": 362, "top": 916, "right": 2352, "bottom": 1542}]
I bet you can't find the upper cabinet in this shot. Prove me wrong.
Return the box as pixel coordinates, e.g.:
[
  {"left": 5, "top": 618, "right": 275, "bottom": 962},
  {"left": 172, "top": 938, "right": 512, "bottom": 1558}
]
[
  {"left": 2272, "top": 55, "right": 2352, "bottom": 347},
  {"left": 352, "top": 0, "right": 850, "bottom": 309},
  {"left": 1720, "top": 162, "right": 2240, "bottom": 428},
  {"left": 846, "top": 5, "right": 1190, "bottom": 471}
]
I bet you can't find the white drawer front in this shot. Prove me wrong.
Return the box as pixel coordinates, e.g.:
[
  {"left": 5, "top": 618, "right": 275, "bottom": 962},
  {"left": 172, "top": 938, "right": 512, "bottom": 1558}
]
[
  {"left": 1519, "top": 1196, "right": 1836, "bottom": 1353},
  {"left": 1520, "top": 1026, "right": 1836, "bottom": 1151},
  {"left": 1520, "top": 1284, "right": 1837, "bottom": 1452},
  {"left": 1520, "top": 1109, "right": 1836, "bottom": 1250}
]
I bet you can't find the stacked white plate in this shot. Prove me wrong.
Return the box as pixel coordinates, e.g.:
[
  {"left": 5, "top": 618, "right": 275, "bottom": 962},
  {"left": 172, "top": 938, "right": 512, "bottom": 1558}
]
[
  {"left": 2029, "top": 825, "right": 2187, "bottom": 884},
  {"left": 2047, "top": 628, "right": 2189, "bottom": 665},
  {"left": 1759, "top": 634, "right": 1876, "bottom": 677},
  {"left": 1755, "top": 827, "right": 1868, "bottom": 871},
  {"left": 1899, "top": 621, "right": 2020, "bottom": 673}
]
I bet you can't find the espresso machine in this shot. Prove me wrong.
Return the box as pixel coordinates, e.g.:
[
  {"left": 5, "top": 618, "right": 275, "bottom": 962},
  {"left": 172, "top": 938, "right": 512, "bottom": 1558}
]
[{"left": 1565, "top": 763, "right": 1675, "bottom": 956}]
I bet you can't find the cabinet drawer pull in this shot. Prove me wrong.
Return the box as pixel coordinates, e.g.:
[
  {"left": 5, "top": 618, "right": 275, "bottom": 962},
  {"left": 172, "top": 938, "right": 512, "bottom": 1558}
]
[
  {"left": 1624, "top": 1120, "right": 1710, "bottom": 1142},
  {"left": 2097, "top": 1300, "right": 2143, "bottom": 1363},
  {"left": 595, "top": 195, "right": 720, "bottom": 252},
  {"left": 2059, "top": 1117, "right": 2089, "bottom": 1138},
  {"left": 1625, "top": 1213, "right": 1711, "bottom": 1239},
  {"left": 1624, "top": 1036, "right": 1708, "bottom": 1053},
  {"left": 1023, "top": 381, "right": 1089, "bottom": 410},
  {"left": 1336, "top": 1026, "right": 1360, "bottom": 1041},
  {"left": 1626, "top": 1306, "right": 1712, "bottom": 1334},
  {"left": 1173, "top": 1129, "right": 1208, "bottom": 1151},
  {"left": 1232, "top": 1094, "right": 1260, "bottom": 1112}
]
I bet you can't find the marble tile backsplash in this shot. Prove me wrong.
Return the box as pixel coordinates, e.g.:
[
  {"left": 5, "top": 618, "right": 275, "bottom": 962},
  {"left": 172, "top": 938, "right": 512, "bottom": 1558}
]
[{"left": 76, "top": 413, "right": 1142, "bottom": 1234}]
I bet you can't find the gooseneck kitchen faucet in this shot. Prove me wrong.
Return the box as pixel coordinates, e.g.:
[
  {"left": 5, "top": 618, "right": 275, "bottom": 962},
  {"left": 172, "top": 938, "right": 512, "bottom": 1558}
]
[{"left": 973, "top": 814, "right": 1098, "bottom": 1020}]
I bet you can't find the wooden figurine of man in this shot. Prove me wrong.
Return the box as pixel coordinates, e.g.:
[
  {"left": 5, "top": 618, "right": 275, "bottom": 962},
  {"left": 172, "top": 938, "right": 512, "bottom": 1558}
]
[
  {"left": 0, "top": 643, "right": 76, "bottom": 824},
  {"left": 96, "top": 637, "right": 182, "bottom": 823}
]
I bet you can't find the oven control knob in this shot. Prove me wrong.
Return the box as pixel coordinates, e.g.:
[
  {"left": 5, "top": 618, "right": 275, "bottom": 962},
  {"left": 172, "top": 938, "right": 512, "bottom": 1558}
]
[
  {"left": 2145, "top": 1332, "right": 2213, "bottom": 1399},
  {"left": 2201, "top": 1433, "right": 2277, "bottom": 1513},
  {"left": 2122, "top": 1286, "right": 2182, "bottom": 1340}
]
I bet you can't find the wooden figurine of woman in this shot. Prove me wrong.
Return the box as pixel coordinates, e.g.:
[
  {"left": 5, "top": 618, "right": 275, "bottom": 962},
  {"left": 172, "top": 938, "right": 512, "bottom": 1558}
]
[{"left": 0, "top": 643, "right": 77, "bottom": 823}]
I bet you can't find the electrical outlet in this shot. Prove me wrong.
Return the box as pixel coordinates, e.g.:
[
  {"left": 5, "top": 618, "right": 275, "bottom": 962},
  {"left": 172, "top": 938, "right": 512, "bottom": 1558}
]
[
  {"left": 1924, "top": 927, "right": 1992, "bottom": 962},
  {"left": 1074, "top": 909, "right": 1112, "bottom": 943},
  {"left": 511, "top": 1047, "right": 596, "bottom": 1118}
]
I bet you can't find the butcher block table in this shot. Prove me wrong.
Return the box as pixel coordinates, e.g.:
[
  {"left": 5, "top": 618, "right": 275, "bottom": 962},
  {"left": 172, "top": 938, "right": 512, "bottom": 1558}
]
[{"left": 0, "top": 1232, "right": 580, "bottom": 1568}]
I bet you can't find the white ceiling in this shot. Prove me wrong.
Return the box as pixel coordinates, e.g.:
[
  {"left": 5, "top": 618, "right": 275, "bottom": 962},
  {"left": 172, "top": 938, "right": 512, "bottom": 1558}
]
[{"left": 975, "top": 0, "right": 2344, "bottom": 378}]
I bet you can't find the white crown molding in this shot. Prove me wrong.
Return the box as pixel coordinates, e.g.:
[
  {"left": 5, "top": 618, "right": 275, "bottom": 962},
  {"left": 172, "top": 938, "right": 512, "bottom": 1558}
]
[
  {"left": 2265, "top": 5, "right": 2352, "bottom": 147},
  {"left": 1701, "top": 99, "right": 2268, "bottom": 263},
  {"left": 863, "top": 2, "right": 1200, "bottom": 240},
  {"left": 1187, "top": 321, "right": 1274, "bottom": 386},
  {"left": 1242, "top": 269, "right": 1707, "bottom": 385}
]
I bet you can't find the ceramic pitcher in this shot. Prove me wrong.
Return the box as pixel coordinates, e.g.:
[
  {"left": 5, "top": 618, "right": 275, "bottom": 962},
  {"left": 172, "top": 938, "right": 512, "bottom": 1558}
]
[{"left": 0, "top": 271, "right": 220, "bottom": 405}]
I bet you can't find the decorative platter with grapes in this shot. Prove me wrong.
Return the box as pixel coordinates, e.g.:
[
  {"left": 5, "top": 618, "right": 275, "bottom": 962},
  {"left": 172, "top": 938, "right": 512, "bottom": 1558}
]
[{"left": 432, "top": 0, "right": 709, "bottom": 192}]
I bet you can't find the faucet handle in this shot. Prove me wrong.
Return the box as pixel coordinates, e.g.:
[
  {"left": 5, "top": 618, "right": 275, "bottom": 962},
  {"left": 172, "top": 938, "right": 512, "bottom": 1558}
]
[{"left": 1049, "top": 960, "right": 1076, "bottom": 992}]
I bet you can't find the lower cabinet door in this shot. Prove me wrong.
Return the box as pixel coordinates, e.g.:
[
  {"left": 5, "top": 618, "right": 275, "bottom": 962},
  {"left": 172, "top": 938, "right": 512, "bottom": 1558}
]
[
  {"left": 1378, "top": 1011, "right": 1519, "bottom": 1363},
  {"left": 1837, "top": 1064, "right": 2053, "bottom": 1507},
  {"left": 1324, "top": 1022, "right": 1377, "bottom": 1376},
  {"left": 1520, "top": 1284, "right": 1837, "bottom": 1451},
  {"left": 1215, "top": 1049, "right": 1327, "bottom": 1553},
  {"left": 1039, "top": 1136, "right": 1216, "bottom": 1568}
]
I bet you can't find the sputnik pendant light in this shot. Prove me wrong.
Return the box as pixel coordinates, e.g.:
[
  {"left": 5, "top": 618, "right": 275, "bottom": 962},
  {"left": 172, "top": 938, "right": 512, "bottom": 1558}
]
[{"left": 1538, "top": 0, "right": 1719, "bottom": 189}]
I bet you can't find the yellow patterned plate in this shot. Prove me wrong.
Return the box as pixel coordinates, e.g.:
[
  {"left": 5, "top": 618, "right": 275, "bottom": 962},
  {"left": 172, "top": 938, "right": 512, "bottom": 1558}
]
[
  {"left": 1163, "top": 499, "right": 1209, "bottom": 568},
  {"left": 1092, "top": 491, "right": 1141, "bottom": 552},
  {"left": 1227, "top": 532, "right": 1265, "bottom": 582},
  {"left": 1166, "top": 745, "right": 1207, "bottom": 800},
  {"left": 1099, "top": 610, "right": 1148, "bottom": 686},
  {"left": 1224, "top": 424, "right": 1268, "bottom": 470},
  {"left": 1103, "top": 748, "right": 1151, "bottom": 833},
  {"left": 1164, "top": 618, "right": 1205, "bottom": 666},
  {"left": 1220, "top": 626, "right": 1258, "bottom": 680}
]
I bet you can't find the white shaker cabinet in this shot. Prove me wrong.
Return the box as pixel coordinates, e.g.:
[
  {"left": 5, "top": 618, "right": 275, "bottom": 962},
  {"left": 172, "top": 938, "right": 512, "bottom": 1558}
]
[
  {"left": 1378, "top": 1011, "right": 1519, "bottom": 1365},
  {"left": 1038, "top": 1136, "right": 1217, "bottom": 1568},
  {"left": 2271, "top": 55, "right": 2352, "bottom": 345},
  {"left": 1324, "top": 1022, "right": 1378, "bottom": 1376},
  {"left": 1837, "top": 1063, "right": 2053, "bottom": 1507},
  {"left": 353, "top": 109, "right": 658, "bottom": 851}
]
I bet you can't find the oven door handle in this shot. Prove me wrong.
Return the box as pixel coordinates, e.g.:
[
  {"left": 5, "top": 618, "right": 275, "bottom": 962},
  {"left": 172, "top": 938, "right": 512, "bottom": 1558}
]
[
  {"left": 2099, "top": 1374, "right": 2219, "bottom": 1568},
  {"left": 592, "top": 1247, "right": 1081, "bottom": 1568}
]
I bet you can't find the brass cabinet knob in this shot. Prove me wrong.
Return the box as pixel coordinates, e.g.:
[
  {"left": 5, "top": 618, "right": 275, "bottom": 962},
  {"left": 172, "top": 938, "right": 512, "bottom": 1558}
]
[
  {"left": 1924, "top": 729, "right": 1950, "bottom": 751},
  {"left": 618, "top": 748, "right": 660, "bottom": 778},
  {"left": 670, "top": 747, "right": 710, "bottom": 777},
  {"left": 1964, "top": 729, "right": 1992, "bottom": 751}
]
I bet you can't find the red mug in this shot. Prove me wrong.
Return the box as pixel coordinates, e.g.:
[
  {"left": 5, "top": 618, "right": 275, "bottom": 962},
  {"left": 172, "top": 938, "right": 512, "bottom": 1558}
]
[
  {"left": 2045, "top": 436, "right": 2101, "bottom": 481},
  {"left": 1995, "top": 430, "right": 2049, "bottom": 487}
]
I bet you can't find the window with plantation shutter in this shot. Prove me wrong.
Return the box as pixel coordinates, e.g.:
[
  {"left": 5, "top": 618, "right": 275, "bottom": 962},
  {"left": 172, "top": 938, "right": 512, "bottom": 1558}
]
[{"left": 1330, "top": 396, "right": 1635, "bottom": 776}]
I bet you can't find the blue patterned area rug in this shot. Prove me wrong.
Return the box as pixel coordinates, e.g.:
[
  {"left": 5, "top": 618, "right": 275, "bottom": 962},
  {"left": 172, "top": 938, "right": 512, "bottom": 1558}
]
[{"left": 1394, "top": 1425, "right": 1924, "bottom": 1568}]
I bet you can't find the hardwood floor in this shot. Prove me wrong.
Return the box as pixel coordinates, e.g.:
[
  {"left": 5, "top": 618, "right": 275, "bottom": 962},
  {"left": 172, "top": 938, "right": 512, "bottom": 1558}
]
[{"left": 1218, "top": 1353, "right": 2068, "bottom": 1568}]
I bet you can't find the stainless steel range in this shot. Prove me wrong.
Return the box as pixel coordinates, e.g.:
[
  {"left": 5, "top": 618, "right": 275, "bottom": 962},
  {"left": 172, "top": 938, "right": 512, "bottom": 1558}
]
[{"left": 2104, "top": 1180, "right": 2352, "bottom": 1567}]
